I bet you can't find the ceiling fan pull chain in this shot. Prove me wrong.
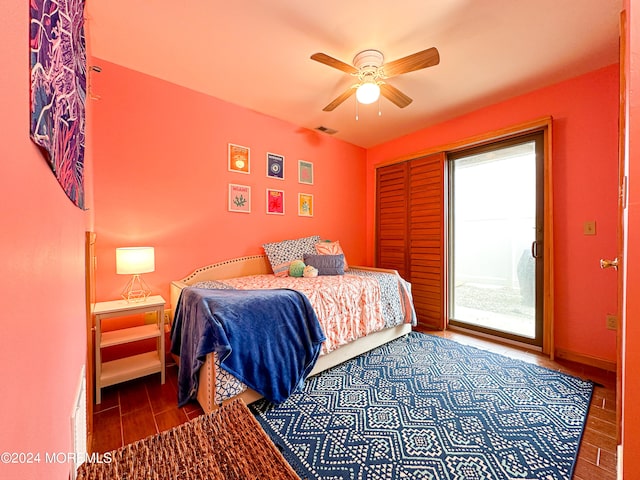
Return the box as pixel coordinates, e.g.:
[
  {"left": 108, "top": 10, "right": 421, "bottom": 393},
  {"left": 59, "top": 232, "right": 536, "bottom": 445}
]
[{"left": 355, "top": 97, "right": 359, "bottom": 121}]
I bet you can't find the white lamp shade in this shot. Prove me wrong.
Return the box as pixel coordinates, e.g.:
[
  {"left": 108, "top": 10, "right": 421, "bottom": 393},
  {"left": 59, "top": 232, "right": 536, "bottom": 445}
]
[
  {"left": 116, "top": 247, "right": 155, "bottom": 274},
  {"left": 356, "top": 82, "right": 380, "bottom": 105}
]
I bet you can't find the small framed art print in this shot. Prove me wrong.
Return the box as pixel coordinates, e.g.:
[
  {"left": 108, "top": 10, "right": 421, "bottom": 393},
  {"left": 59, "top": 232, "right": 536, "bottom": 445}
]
[
  {"left": 267, "top": 153, "right": 285, "bottom": 179},
  {"left": 266, "top": 188, "right": 285, "bottom": 215},
  {"left": 298, "top": 160, "right": 313, "bottom": 185},
  {"left": 228, "top": 143, "right": 250, "bottom": 174},
  {"left": 228, "top": 184, "right": 251, "bottom": 213},
  {"left": 298, "top": 193, "right": 313, "bottom": 217}
]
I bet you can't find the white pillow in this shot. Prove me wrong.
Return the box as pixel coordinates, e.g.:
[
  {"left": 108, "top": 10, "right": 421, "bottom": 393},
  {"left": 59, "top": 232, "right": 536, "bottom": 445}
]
[{"left": 263, "top": 235, "right": 321, "bottom": 276}]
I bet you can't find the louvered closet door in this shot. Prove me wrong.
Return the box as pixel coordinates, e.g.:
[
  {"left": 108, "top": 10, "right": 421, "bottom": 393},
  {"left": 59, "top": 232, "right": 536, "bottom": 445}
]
[
  {"left": 375, "top": 154, "right": 446, "bottom": 329},
  {"left": 375, "top": 162, "right": 409, "bottom": 278},
  {"left": 408, "top": 153, "right": 447, "bottom": 330}
]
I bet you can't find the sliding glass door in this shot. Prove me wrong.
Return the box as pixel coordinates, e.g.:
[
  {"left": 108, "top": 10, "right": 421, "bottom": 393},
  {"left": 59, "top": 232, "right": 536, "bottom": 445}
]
[{"left": 448, "top": 133, "right": 544, "bottom": 346}]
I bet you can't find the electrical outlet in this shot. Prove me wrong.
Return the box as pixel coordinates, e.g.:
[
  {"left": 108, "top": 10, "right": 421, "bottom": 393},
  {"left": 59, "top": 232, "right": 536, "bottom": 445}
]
[
  {"left": 606, "top": 314, "right": 617, "bottom": 330},
  {"left": 145, "top": 309, "right": 172, "bottom": 325}
]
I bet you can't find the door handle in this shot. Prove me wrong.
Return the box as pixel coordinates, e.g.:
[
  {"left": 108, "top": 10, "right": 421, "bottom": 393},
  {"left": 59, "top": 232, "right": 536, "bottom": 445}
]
[
  {"left": 600, "top": 258, "right": 619, "bottom": 270},
  {"left": 531, "top": 241, "right": 541, "bottom": 259}
]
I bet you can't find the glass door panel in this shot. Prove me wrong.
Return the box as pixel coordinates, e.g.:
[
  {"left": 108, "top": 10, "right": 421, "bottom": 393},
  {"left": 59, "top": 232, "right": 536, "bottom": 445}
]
[{"left": 449, "top": 135, "right": 542, "bottom": 346}]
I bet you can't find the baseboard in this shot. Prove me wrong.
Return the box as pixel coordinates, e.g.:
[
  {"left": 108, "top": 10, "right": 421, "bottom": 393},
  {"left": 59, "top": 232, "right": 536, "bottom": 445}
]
[
  {"left": 554, "top": 348, "right": 616, "bottom": 372},
  {"left": 617, "top": 444, "right": 623, "bottom": 480}
]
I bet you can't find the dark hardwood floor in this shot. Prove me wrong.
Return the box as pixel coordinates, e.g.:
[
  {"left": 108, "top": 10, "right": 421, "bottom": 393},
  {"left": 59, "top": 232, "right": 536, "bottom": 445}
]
[
  {"left": 91, "top": 358, "right": 203, "bottom": 454},
  {"left": 91, "top": 330, "right": 617, "bottom": 479}
]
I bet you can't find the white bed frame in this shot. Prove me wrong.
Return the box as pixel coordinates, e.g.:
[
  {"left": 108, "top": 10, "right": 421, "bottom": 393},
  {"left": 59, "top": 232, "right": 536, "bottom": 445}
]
[{"left": 170, "top": 254, "right": 412, "bottom": 413}]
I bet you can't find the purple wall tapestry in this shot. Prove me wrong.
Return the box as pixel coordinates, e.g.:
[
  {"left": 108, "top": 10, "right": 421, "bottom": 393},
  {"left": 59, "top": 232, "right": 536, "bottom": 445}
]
[{"left": 30, "top": 0, "right": 87, "bottom": 209}]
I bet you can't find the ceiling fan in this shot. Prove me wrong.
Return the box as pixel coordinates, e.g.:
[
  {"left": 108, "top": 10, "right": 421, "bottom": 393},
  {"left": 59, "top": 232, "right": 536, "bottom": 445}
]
[{"left": 310, "top": 47, "right": 440, "bottom": 112}]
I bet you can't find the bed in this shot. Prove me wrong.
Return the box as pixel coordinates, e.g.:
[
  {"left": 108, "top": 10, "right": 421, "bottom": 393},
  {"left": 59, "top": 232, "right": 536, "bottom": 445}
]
[{"left": 170, "top": 247, "right": 416, "bottom": 414}]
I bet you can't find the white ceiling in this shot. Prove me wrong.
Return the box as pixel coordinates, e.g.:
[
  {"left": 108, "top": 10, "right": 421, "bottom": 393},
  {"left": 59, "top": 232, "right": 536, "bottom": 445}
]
[{"left": 85, "top": 0, "right": 622, "bottom": 148}]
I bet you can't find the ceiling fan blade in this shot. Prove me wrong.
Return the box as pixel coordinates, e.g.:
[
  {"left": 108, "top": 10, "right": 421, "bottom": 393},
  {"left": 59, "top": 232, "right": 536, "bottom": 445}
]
[
  {"left": 322, "top": 86, "right": 356, "bottom": 111},
  {"left": 382, "top": 47, "right": 440, "bottom": 78},
  {"left": 311, "top": 53, "right": 358, "bottom": 74},
  {"left": 380, "top": 83, "right": 412, "bottom": 108}
]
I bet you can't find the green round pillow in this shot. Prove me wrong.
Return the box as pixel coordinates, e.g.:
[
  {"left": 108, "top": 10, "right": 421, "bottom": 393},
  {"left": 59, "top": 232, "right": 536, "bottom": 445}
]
[{"left": 289, "top": 260, "right": 306, "bottom": 277}]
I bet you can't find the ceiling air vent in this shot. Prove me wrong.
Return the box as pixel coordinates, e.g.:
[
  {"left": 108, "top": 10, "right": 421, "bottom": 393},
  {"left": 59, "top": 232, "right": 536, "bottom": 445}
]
[{"left": 315, "top": 126, "right": 338, "bottom": 135}]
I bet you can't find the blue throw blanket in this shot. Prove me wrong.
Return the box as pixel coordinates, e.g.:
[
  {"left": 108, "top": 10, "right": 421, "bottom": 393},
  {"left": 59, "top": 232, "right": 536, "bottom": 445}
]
[{"left": 170, "top": 287, "right": 326, "bottom": 407}]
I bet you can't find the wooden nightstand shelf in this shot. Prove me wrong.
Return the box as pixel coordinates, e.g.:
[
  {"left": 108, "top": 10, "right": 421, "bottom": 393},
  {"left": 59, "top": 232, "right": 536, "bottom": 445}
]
[{"left": 94, "top": 295, "right": 166, "bottom": 404}]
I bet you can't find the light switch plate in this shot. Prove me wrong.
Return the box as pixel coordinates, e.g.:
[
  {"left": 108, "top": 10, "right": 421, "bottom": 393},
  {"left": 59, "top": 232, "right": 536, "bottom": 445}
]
[{"left": 583, "top": 221, "right": 596, "bottom": 235}]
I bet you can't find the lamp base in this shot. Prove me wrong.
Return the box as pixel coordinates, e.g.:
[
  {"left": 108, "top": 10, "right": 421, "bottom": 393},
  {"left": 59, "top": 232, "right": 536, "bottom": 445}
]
[{"left": 121, "top": 274, "right": 151, "bottom": 303}]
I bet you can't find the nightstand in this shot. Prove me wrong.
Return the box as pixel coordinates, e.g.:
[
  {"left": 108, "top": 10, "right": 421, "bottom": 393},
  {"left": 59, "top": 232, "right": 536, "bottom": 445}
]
[{"left": 94, "top": 295, "right": 166, "bottom": 404}]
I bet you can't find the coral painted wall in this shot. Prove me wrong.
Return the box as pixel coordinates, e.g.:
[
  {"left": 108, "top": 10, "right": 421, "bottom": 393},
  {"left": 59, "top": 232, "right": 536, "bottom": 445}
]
[
  {"left": 366, "top": 65, "right": 620, "bottom": 364},
  {"left": 89, "top": 60, "right": 367, "bottom": 305},
  {"left": 1, "top": 2, "right": 88, "bottom": 479}
]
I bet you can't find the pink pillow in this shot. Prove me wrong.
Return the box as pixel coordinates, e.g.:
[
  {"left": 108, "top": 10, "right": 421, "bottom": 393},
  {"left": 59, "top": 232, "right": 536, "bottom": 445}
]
[{"left": 315, "top": 241, "right": 348, "bottom": 270}]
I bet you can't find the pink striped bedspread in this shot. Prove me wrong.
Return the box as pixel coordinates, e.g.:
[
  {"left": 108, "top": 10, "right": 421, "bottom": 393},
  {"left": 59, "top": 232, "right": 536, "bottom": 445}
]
[
  {"left": 200, "top": 269, "right": 415, "bottom": 354},
  {"left": 221, "top": 274, "right": 379, "bottom": 354},
  {"left": 193, "top": 269, "right": 415, "bottom": 403}
]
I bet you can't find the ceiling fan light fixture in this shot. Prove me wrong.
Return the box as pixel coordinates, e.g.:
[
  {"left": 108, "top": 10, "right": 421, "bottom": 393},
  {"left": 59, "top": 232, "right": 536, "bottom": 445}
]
[
  {"left": 356, "top": 82, "right": 380, "bottom": 105},
  {"left": 312, "top": 46, "right": 437, "bottom": 112}
]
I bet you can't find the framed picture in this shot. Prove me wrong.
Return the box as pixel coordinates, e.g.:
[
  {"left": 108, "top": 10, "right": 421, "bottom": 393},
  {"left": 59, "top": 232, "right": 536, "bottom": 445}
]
[
  {"left": 298, "top": 193, "right": 314, "bottom": 217},
  {"left": 266, "top": 189, "right": 285, "bottom": 215},
  {"left": 228, "top": 184, "right": 251, "bottom": 213},
  {"left": 298, "top": 160, "right": 314, "bottom": 185},
  {"left": 228, "top": 143, "right": 250, "bottom": 174},
  {"left": 266, "top": 152, "right": 285, "bottom": 179}
]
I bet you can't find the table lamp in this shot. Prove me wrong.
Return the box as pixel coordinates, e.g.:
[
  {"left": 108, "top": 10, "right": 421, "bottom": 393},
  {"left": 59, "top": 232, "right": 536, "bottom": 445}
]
[{"left": 116, "top": 247, "right": 155, "bottom": 302}]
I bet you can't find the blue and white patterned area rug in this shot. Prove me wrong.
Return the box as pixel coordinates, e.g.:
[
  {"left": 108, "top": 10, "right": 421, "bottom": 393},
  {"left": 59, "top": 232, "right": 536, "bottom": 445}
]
[{"left": 250, "top": 332, "right": 593, "bottom": 480}]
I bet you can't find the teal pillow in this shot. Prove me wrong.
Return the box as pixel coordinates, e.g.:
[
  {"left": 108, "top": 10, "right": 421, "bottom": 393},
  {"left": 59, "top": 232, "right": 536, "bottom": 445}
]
[{"left": 289, "top": 260, "right": 306, "bottom": 277}]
